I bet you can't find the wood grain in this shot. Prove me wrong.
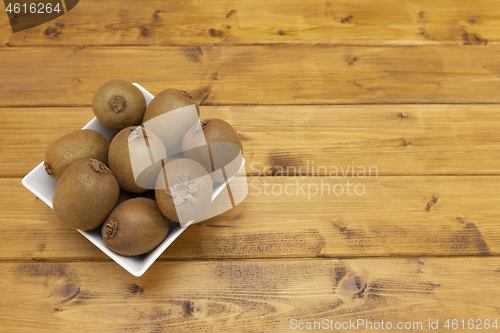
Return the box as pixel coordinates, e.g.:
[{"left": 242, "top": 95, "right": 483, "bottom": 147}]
[
  {"left": 1, "top": 258, "right": 500, "bottom": 332},
  {"left": 7, "top": 175, "right": 500, "bottom": 259},
  {"left": 1, "top": 0, "right": 498, "bottom": 46},
  {"left": 1, "top": 46, "right": 500, "bottom": 107},
  {"left": 2, "top": 105, "right": 500, "bottom": 178},
  {"left": 1, "top": 0, "right": 500, "bottom": 327}
]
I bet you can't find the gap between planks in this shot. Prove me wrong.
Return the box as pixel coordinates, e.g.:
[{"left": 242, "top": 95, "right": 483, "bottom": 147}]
[
  {"left": 0, "top": 254, "right": 497, "bottom": 263},
  {"left": 1, "top": 43, "right": 496, "bottom": 48},
  {"left": 4, "top": 102, "right": 500, "bottom": 108}
]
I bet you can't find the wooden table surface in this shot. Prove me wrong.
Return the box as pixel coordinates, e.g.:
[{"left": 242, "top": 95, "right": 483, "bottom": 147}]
[{"left": 2, "top": 1, "right": 500, "bottom": 332}]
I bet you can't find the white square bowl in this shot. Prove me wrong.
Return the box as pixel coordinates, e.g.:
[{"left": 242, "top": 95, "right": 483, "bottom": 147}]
[{"left": 21, "top": 83, "right": 244, "bottom": 277}]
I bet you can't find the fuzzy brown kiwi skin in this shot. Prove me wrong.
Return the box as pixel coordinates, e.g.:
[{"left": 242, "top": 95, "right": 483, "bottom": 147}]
[
  {"left": 102, "top": 198, "right": 170, "bottom": 256},
  {"left": 155, "top": 158, "right": 213, "bottom": 223},
  {"left": 197, "top": 118, "right": 243, "bottom": 154},
  {"left": 141, "top": 89, "right": 200, "bottom": 156},
  {"left": 108, "top": 126, "right": 166, "bottom": 194},
  {"left": 142, "top": 89, "right": 200, "bottom": 122},
  {"left": 182, "top": 118, "right": 243, "bottom": 182},
  {"left": 53, "top": 159, "right": 119, "bottom": 231},
  {"left": 44, "top": 129, "right": 110, "bottom": 181},
  {"left": 92, "top": 79, "right": 147, "bottom": 131}
]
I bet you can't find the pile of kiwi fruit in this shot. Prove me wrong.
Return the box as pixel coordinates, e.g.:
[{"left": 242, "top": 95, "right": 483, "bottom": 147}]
[{"left": 45, "top": 79, "right": 243, "bottom": 257}]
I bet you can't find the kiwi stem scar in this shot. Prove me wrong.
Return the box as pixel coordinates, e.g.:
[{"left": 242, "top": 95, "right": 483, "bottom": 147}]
[
  {"left": 110, "top": 96, "right": 125, "bottom": 113},
  {"left": 104, "top": 220, "right": 118, "bottom": 239},
  {"left": 89, "top": 159, "right": 109, "bottom": 173},
  {"left": 44, "top": 162, "right": 51, "bottom": 175}
]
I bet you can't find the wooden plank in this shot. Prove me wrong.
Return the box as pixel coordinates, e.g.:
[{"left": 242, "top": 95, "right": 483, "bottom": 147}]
[
  {"left": 6, "top": 175, "right": 500, "bottom": 260},
  {"left": 1, "top": 46, "right": 500, "bottom": 106},
  {"left": 0, "top": 258, "right": 499, "bottom": 332},
  {"left": 2, "top": 105, "right": 500, "bottom": 178},
  {"left": 1, "top": 0, "right": 499, "bottom": 46}
]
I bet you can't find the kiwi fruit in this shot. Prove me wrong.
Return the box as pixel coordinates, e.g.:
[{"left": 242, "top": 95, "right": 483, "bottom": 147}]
[
  {"left": 142, "top": 89, "right": 200, "bottom": 156},
  {"left": 109, "top": 126, "right": 166, "bottom": 193},
  {"left": 182, "top": 118, "right": 243, "bottom": 182},
  {"left": 92, "top": 79, "right": 147, "bottom": 131},
  {"left": 102, "top": 198, "right": 170, "bottom": 256},
  {"left": 44, "top": 129, "right": 109, "bottom": 181},
  {"left": 53, "top": 159, "right": 119, "bottom": 230},
  {"left": 155, "top": 158, "right": 213, "bottom": 223}
]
